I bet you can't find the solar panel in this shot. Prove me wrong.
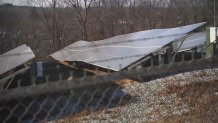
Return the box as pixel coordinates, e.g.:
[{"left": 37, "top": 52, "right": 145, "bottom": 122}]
[
  {"left": 176, "top": 32, "right": 206, "bottom": 52},
  {"left": 50, "top": 22, "right": 206, "bottom": 71},
  {"left": 0, "top": 44, "right": 35, "bottom": 75}
]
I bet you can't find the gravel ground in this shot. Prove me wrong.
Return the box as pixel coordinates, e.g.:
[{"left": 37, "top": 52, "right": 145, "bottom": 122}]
[{"left": 55, "top": 68, "right": 218, "bottom": 123}]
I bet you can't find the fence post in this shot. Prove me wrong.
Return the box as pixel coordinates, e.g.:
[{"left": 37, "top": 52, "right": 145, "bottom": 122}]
[{"left": 166, "top": 46, "right": 174, "bottom": 64}]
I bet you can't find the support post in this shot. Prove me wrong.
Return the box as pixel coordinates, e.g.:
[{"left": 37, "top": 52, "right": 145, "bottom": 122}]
[
  {"left": 206, "top": 27, "right": 217, "bottom": 58},
  {"left": 166, "top": 46, "right": 174, "bottom": 64}
]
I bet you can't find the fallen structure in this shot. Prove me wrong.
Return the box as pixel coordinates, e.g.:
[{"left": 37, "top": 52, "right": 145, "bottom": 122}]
[
  {"left": 0, "top": 44, "right": 35, "bottom": 90},
  {"left": 50, "top": 22, "right": 206, "bottom": 71}
]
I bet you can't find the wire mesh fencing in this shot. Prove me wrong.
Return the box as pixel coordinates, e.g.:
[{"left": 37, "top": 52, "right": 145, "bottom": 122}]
[
  {"left": 0, "top": 82, "right": 131, "bottom": 123},
  {"left": 0, "top": 55, "right": 218, "bottom": 123}
]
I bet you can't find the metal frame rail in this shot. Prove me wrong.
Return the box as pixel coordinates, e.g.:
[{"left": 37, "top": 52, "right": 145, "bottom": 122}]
[{"left": 0, "top": 56, "right": 218, "bottom": 101}]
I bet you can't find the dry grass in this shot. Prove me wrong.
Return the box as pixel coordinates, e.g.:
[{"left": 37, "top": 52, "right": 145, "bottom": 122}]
[
  {"left": 155, "top": 80, "right": 218, "bottom": 123},
  {"left": 52, "top": 108, "right": 117, "bottom": 123},
  {"left": 49, "top": 73, "right": 218, "bottom": 123},
  {"left": 115, "top": 79, "right": 136, "bottom": 87}
]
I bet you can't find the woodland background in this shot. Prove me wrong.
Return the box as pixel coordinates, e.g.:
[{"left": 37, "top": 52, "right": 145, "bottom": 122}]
[{"left": 0, "top": 0, "right": 217, "bottom": 61}]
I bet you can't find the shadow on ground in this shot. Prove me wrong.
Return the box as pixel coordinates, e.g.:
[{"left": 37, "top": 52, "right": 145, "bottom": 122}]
[{"left": 0, "top": 82, "right": 134, "bottom": 123}]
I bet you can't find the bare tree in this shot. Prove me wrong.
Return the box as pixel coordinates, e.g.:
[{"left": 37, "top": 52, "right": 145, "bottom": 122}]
[
  {"left": 33, "top": 0, "right": 68, "bottom": 51},
  {"left": 205, "top": 0, "right": 217, "bottom": 26},
  {"left": 1, "top": 0, "right": 217, "bottom": 61},
  {"left": 65, "top": 0, "right": 94, "bottom": 40}
]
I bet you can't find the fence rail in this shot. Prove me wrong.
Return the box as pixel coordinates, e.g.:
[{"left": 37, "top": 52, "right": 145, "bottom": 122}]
[
  {"left": 0, "top": 55, "right": 218, "bottom": 123},
  {"left": 1, "top": 56, "right": 218, "bottom": 101}
]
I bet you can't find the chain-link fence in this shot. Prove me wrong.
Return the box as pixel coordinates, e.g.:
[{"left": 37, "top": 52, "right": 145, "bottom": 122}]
[{"left": 0, "top": 54, "right": 218, "bottom": 123}]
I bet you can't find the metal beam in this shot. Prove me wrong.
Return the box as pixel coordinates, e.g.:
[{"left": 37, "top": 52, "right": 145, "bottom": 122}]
[
  {"left": 0, "top": 56, "right": 218, "bottom": 101},
  {"left": 59, "top": 61, "right": 108, "bottom": 75},
  {"left": 0, "top": 66, "right": 30, "bottom": 90}
]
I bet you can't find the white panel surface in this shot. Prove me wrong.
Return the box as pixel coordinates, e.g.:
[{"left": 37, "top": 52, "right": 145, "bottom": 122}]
[
  {"left": 37, "top": 62, "right": 43, "bottom": 77},
  {"left": 0, "top": 44, "right": 35, "bottom": 75},
  {"left": 176, "top": 32, "right": 206, "bottom": 52},
  {"left": 210, "top": 27, "right": 216, "bottom": 43},
  {"left": 50, "top": 22, "right": 206, "bottom": 71}
]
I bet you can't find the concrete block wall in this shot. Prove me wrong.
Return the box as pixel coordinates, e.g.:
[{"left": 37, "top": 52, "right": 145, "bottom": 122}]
[{"left": 6, "top": 62, "right": 95, "bottom": 89}]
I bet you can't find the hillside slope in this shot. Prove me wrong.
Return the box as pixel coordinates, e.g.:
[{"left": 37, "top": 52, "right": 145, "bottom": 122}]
[{"left": 55, "top": 68, "right": 218, "bottom": 123}]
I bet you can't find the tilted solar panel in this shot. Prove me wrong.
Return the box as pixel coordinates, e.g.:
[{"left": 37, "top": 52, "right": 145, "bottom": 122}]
[
  {"left": 175, "top": 32, "right": 206, "bottom": 52},
  {"left": 50, "top": 22, "right": 206, "bottom": 71},
  {"left": 0, "top": 44, "right": 35, "bottom": 75}
]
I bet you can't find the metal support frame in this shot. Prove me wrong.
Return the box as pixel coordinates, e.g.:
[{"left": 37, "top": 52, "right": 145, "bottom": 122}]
[
  {"left": 0, "top": 56, "right": 218, "bottom": 101},
  {"left": 170, "top": 33, "right": 198, "bottom": 64},
  {"left": 126, "top": 34, "right": 190, "bottom": 70},
  {"left": 59, "top": 61, "right": 107, "bottom": 75},
  {"left": 0, "top": 66, "right": 30, "bottom": 91}
]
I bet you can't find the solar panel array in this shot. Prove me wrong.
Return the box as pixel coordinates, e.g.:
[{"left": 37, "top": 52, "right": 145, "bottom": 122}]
[
  {"left": 0, "top": 44, "right": 35, "bottom": 75},
  {"left": 50, "top": 22, "right": 206, "bottom": 71},
  {"left": 174, "top": 32, "right": 206, "bottom": 52}
]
